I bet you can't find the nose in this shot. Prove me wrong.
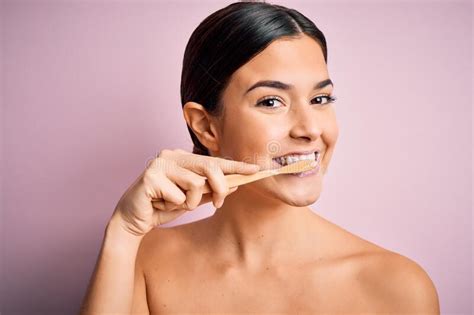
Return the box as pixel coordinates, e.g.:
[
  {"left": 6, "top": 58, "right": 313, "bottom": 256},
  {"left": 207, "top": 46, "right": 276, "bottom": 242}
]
[{"left": 288, "top": 104, "right": 322, "bottom": 142}]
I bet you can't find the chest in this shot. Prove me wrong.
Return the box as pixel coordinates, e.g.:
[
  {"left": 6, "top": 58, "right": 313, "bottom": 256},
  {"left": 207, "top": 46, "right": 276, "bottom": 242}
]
[{"left": 144, "top": 262, "right": 374, "bottom": 314}]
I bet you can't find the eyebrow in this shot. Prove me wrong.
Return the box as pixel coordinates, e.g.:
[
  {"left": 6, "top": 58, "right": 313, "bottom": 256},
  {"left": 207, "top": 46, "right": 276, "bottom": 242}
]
[{"left": 244, "top": 78, "right": 334, "bottom": 95}]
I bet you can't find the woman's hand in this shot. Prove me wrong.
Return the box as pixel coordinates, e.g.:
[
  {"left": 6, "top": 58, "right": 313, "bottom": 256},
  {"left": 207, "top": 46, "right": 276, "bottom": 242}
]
[{"left": 110, "top": 148, "right": 261, "bottom": 237}]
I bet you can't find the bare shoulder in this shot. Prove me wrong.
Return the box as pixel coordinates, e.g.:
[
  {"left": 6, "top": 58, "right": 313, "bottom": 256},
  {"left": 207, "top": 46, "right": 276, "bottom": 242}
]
[
  {"left": 355, "top": 249, "right": 441, "bottom": 314},
  {"left": 318, "top": 218, "right": 440, "bottom": 313}
]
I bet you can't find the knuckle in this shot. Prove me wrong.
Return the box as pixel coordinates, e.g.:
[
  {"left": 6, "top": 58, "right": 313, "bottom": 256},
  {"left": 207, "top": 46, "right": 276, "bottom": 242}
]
[
  {"left": 175, "top": 193, "right": 187, "bottom": 205},
  {"left": 184, "top": 201, "right": 196, "bottom": 211},
  {"left": 142, "top": 169, "right": 159, "bottom": 185},
  {"left": 235, "top": 161, "right": 247, "bottom": 170},
  {"left": 207, "top": 163, "right": 224, "bottom": 177},
  {"left": 158, "top": 149, "right": 173, "bottom": 158},
  {"left": 189, "top": 176, "right": 206, "bottom": 189},
  {"left": 148, "top": 156, "right": 168, "bottom": 170},
  {"left": 205, "top": 160, "right": 219, "bottom": 172},
  {"left": 205, "top": 172, "right": 227, "bottom": 194},
  {"left": 214, "top": 183, "right": 228, "bottom": 195}
]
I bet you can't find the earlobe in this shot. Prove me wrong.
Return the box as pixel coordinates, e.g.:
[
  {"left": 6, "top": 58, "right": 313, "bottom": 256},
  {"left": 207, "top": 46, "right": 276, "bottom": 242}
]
[{"left": 182, "top": 101, "right": 220, "bottom": 152}]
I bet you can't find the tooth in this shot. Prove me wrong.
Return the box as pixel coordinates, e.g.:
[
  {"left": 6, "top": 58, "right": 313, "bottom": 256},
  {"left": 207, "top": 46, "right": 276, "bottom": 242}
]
[{"left": 275, "top": 152, "right": 319, "bottom": 166}]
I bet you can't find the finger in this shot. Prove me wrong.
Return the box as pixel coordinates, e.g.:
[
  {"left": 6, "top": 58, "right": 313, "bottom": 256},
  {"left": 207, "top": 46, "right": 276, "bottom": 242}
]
[
  {"left": 195, "top": 192, "right": 214, "bottom": 208},
  {"left": 180, "top": 159, "right": 242, "bottom": 208},
  {"left": 164, "top": 164, "right": 206, "bottom": 210},
  {"left": 180, "top": 186, "right": 204, "bottom": 211},
  {"left": 151, "top": 199, "right": 179, "bottom": 211},
  {"left": 144, "top": 172, "right": 187, "bottom": 205},
  {"left": 152, "top": 208, "right": 188, "bottom": 226},
  {"left": 171, "top": 153, "right": 261, "bottom": 177},
  {"left": 199, "top": 163, "right": 229, "bottom": 208},
  {"left": 192, "top": 187, "right": 237, "bottom": 209}
]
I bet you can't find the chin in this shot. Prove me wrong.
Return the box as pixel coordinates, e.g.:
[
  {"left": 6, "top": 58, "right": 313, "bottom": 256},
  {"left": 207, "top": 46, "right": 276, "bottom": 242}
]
[
  {"left": 278, "top": 189, "right": 321, "bottom": 207},
  {"left": 250, "top": 177, "right": 323, "bottom": 206},
  {"left": 286, "top": 196, "right": 320, "bottom": 207}
]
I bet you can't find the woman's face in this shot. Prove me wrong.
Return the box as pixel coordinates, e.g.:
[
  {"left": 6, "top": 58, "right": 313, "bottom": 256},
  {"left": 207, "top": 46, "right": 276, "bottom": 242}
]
[{"left": 213, "top": 34, "right": 339, "bottom": 206}]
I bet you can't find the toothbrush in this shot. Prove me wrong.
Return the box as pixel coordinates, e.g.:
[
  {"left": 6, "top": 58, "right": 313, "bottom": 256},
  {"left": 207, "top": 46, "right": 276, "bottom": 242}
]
[{"left": 201, "top": 159, "right": 318, "bottom": 194}]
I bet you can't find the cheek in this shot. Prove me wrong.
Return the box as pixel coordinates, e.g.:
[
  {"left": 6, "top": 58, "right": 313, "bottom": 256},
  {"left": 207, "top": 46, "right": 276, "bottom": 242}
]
[
  {"left": 325, "top": 107, "right": 339, "bottom": 141},
  {"left": 318, "top": 110, "right": 339, "bottom": 173},
  {"left": 219, "top": 112, "right": 285, "bottom": 161}
]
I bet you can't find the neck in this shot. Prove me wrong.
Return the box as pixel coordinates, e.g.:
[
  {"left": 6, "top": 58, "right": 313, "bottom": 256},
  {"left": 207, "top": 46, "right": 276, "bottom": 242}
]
[{"left": 208, "top": 186, "right": 318, "bottom": 270}]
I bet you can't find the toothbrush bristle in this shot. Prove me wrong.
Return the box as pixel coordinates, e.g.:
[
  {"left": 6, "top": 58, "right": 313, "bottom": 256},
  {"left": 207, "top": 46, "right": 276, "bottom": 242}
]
[{"left": 278, "top": 159, "right": 315, "bottom": 174}]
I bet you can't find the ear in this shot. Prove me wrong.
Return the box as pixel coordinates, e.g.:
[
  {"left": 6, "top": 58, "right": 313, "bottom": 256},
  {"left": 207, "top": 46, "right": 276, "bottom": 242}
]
[{"left": 182, "top": 101, "right": 220, "bottom": 152}]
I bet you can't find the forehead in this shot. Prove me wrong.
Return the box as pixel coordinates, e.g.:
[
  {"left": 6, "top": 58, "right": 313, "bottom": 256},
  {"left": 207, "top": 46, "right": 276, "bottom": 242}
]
[{"left": 230, "top": 34, "right": 328, "bottom": 92}]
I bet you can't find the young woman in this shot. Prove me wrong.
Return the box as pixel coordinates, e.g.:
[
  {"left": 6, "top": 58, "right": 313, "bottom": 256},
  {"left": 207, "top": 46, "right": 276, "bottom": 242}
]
[{"left": 80, "top": 2, "right": 440, "bottom": 314}]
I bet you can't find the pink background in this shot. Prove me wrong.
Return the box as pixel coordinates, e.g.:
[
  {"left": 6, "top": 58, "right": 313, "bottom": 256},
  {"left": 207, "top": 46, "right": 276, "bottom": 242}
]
[{"left": 1, "top": 0, "right": 472, "bottom": 314}]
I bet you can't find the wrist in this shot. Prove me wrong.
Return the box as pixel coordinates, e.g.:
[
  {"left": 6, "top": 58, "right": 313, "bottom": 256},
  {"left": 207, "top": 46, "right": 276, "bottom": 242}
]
[{"left": 103, "top": 214, "right": 145, "bottom": 254}]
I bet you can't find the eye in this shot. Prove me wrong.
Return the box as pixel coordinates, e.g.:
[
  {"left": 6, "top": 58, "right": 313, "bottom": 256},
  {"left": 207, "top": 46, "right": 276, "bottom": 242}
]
[
  {"left": 255, "top": 96, "right": 284, "bottom": 109},
  {"left": 255, "top": 94, "right": 338, "bottom": 109},
  {"left": 311, "top": 94, "right": 337, "bottom": 106}
]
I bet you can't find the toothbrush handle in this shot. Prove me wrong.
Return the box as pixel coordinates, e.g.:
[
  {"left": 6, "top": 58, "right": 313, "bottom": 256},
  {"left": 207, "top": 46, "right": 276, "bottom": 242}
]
[{"left": 201, "top": 169, "right": 277, "bottom": 194}]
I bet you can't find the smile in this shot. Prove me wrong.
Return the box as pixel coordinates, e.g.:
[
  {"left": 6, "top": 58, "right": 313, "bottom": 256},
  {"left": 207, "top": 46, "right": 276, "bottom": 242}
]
[
  {"left": 272, "top": 151, "right": 320, "bottom": 166},
  {"left": 270, "top": 150, "right": 322, "bottom": 178}
]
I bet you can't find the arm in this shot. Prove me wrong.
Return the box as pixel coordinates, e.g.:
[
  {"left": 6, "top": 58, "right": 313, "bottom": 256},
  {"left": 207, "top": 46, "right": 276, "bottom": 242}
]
[
  {"left": 79, "top": 214, "right": 147, "bottom": 315},
  {"left": 131, "top": 232, "right": 151, "bottom": 315}
]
